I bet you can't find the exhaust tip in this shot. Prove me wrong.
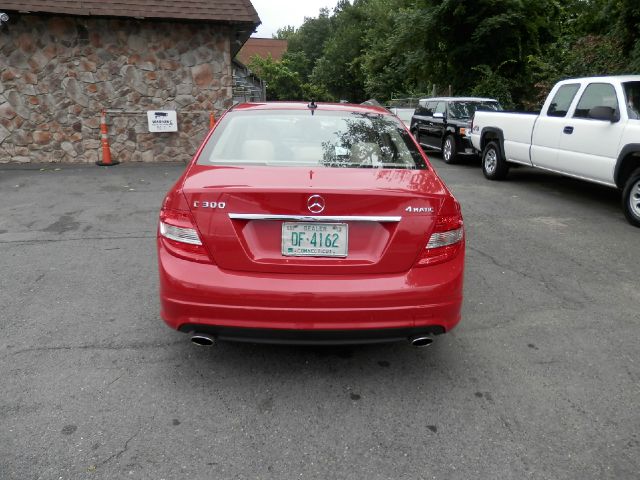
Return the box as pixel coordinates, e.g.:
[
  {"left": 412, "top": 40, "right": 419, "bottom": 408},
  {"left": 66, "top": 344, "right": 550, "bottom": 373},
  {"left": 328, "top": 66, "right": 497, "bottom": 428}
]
[
  {"left": 190, "top": 334, "right": 216, "bottom": 347},
  {"left": 410, "top": 335, "right": 433, "bottom": 348}
]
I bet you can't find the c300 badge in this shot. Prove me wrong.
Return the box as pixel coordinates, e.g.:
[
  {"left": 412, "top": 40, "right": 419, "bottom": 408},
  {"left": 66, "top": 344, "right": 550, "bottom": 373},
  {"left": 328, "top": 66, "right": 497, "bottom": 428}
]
[{"left": 193, "top": 201, "right": 226, "bottom": 208}]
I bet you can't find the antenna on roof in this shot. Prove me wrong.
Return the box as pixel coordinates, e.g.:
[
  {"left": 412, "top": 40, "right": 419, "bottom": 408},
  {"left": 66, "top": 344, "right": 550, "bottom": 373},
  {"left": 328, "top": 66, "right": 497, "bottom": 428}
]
[{"left": 307, "top": 100, "right": 317, "bottom": 115}]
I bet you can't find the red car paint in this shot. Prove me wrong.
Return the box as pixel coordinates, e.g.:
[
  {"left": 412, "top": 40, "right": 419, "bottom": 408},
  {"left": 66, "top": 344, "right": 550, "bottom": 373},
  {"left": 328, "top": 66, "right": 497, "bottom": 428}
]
[{"left": 158, "top": 102, "right": 464, "bottom": 344}]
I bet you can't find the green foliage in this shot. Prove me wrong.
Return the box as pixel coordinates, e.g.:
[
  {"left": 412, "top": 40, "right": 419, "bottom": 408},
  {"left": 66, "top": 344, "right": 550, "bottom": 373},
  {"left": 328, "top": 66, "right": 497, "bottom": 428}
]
[
  {"left": 273, "top": 26, "right": 296, "bottom": 40},
  {"left": 310, "top": 0, "right": 368, "bottom": 102},
  {"left": 470, "top": 64, "right": 515, "bottom": 110},
  {"left": 248, "top": 55, "right": 304, "bottom": 101},
  {"left": 248, "top": 54, "right": 334, "bottom": 102},
  {"left": 564, "top": 35, "right": 628, "bottom": 76},
  {"left": 251, "top": 0, "right": 640, "bottom": 108},
  {"left": 286, "top": 8, "right": 334, "bottom": 81}
]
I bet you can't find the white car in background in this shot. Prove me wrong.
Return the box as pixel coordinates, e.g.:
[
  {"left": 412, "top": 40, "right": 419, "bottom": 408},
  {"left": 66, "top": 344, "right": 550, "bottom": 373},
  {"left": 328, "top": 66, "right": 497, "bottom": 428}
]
[{"left": 470, "top": 75, "right": 640, "bottom": 226}]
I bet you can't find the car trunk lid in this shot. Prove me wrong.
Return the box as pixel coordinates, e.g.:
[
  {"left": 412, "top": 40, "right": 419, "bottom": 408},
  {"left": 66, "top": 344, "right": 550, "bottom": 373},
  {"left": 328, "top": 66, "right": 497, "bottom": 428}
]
[{"left": 182, "top": 165, "right": 447, "bottom": 274}]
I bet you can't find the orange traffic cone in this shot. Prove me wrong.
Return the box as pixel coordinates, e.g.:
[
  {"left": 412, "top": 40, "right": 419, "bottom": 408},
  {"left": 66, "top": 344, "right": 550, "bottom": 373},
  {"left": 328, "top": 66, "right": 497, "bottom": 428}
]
[
  {"left": 209, "top": 112, "right": 216, "bottom": 129},
  {"left": 96, "top": 109, "right": 119, "bottom": 166}
]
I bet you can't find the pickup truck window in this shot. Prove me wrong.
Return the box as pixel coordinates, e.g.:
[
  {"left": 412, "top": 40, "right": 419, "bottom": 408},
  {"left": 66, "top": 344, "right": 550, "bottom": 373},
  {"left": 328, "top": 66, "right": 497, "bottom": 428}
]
[
  {"left": 547, "top": 84, "right": 580, "bottom": 117},
  {"left": 434, "top": 102, "right": 446, "bottom": 115},
  {"left": 623, "top": 81, "right": 640, "bottom": 119},
  {"left": 574, "top": 83, "right": 619, "bottom": 119}
]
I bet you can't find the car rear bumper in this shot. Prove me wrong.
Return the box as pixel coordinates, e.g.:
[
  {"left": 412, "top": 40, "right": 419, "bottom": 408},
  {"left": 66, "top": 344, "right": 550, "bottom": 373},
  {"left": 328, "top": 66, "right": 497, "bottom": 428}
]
[
  {"left": 178, "top": 325, "right": 446, "bottom": 345},
  {"left": 158, "top": 242, "right": 464, "bottom": 342}
]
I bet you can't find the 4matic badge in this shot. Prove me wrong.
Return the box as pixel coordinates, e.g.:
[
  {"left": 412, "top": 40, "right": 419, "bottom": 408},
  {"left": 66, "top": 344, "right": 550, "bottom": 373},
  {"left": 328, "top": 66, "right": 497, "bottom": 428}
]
[{"left": 405, "top": 206, "right": 434, "bottom": 213}]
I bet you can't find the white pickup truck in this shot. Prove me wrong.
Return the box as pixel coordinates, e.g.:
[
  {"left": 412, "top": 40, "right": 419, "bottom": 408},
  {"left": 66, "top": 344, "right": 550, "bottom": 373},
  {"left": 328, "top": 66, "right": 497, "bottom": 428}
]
[{"left": 470, "top": 76, "right": 640, "bottom": 227}]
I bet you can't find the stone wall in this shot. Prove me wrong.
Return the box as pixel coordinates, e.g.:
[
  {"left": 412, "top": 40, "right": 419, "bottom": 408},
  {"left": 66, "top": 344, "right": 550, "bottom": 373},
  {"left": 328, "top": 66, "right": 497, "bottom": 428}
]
[{"left": 0, "top": 14, "right": 233, "bottom": 163}]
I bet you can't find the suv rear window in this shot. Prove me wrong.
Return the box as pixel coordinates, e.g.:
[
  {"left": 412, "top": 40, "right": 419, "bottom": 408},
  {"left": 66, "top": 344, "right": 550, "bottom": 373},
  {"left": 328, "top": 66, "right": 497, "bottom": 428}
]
[
  {"left": 448, "top": 101, "right": 501, "bottom": 119},
  {"left": 198, "top": 110, "right": 427, "bottom": 170}
]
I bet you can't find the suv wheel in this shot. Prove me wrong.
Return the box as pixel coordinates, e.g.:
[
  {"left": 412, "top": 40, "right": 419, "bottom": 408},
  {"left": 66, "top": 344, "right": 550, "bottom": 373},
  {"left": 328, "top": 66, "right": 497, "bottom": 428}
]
[
  {"left": 442, "top": 135, "right": 457, "bottom": 164},
  {"left": 482, "top": 141, "right": 509, "bottom": 180},
  {"left": 622, "top": 167, "right": 640, "bottom": 227}
]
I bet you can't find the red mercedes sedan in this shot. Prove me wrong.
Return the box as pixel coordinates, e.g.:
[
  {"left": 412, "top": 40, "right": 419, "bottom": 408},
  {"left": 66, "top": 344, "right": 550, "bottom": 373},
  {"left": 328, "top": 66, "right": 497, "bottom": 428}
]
[{"left": 157, "top": 102, "right": 464, "bottom": 347}]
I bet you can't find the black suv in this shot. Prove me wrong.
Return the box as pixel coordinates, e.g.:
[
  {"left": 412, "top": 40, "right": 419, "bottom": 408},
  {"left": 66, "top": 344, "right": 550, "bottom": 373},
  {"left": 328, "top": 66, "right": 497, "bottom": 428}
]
[{"left": 410, "top": 97, "right": 502, "bottom": 164}]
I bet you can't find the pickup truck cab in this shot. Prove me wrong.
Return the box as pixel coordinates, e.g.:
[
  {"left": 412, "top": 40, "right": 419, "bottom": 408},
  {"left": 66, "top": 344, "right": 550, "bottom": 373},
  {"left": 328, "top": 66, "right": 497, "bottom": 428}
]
[
  {"left": 470, "top": 76, "right": 640, "bottom": 227},
  {"left": 412, "top": 97, "right": 501, "bottom": 164}
]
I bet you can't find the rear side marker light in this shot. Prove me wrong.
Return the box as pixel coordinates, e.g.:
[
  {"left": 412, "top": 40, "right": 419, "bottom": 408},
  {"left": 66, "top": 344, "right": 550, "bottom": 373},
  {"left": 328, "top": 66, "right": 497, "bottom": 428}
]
[{"left": 159, "top": 222, "right": 202, "bottom": 245}]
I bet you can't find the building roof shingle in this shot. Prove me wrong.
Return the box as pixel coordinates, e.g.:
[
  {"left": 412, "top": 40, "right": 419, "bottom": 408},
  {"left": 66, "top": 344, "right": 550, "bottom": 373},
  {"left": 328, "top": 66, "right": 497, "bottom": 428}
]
[
  {"left": 1, "top": 0, "right": 260, "bottom": 24},
  {"left": 237, "top": 38, "right": 288, "bottom": 65}
]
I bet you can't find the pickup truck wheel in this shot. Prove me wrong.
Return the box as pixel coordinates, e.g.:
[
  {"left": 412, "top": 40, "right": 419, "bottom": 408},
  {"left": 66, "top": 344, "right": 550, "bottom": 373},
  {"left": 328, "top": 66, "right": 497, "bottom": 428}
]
[
  {"left": 482, "top": 141, "right": 509, "bottom": 180},
  {"left": 442, "top": 135, "right": 458, "bottom": 164},
  {"left": 622, "top": 168, "right": 640, "bottom": 227}
]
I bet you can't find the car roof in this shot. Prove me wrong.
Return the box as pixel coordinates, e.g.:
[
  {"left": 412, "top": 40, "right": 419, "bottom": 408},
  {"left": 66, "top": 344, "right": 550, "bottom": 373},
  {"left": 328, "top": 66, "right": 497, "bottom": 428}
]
[
  {"left": 418, "top": 97, "right": 499, "bottom": 102},
  {"left": 556, "top": 75, "right": 640, "bottom": 85},
  {"left": 230, "top": 102, "right": 391, "bottom": 116}
]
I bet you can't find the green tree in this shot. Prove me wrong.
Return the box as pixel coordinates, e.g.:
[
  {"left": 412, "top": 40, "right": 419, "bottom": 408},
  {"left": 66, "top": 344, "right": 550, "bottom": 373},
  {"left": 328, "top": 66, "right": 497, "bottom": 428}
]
[
  {"left": 285, "top": 8, "right": 334, "bottom": 81},
  {"left": 311, "top": 0, "right": 368, "bottom": 102},
  {"left": 248, "top": 55, "right": 304, "bottom": 101},
  {"left": 273, "top": 25, "right": 296, "bottom": 40},
  {"left": 469, "top": 63, "right": 515, "bottom": 109},
  {"left": 248, "top": 0, "right": 639, "bottom": 108},
  {"left": 361, "top": 0, "right": 417, "bottom": 99},
  {"left": 526, "top": 0, "right": 634, "bottom": 108}
]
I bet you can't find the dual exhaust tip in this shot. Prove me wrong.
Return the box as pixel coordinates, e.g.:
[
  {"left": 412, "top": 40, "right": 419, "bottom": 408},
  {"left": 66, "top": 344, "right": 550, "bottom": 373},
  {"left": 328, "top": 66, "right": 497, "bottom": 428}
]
[
  {"left": 409, "top": 335, "right": 433, "bottom": 348},
  {"left": 190, "top": 334, "right": 216, "bottom": 347},
  {"left": 189, "top": 333, "right": 433, "bottom": 348}
]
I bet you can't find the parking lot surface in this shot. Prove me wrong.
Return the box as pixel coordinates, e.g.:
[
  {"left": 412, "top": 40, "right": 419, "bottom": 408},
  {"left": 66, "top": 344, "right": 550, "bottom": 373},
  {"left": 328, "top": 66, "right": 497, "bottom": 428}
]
[{"left": 1, "top": 158, "right": 639, "bottom": 479}]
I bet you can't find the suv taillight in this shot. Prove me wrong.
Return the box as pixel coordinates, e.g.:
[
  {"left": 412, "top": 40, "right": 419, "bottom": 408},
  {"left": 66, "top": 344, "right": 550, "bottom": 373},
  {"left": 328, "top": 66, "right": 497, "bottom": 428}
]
[{"left": 159, "top": 208, "right": 213, "bottom": 264}]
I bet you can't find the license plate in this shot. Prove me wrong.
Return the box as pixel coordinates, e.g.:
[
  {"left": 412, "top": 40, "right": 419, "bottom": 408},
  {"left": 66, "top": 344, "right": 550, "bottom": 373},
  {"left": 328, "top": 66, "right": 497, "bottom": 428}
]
[{"left": 282, "top": 222, "right": 348, "bottom": 257}]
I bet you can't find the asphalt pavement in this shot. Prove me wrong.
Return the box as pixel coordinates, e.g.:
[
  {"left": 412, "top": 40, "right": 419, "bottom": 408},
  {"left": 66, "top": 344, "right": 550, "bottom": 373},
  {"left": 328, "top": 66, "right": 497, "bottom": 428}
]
[{"left": 1, "top": 156, "right": 639, "bottom": 479}]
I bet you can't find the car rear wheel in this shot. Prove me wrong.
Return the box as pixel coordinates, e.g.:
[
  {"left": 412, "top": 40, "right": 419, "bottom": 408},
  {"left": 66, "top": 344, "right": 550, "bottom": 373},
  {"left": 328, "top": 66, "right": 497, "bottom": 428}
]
[
  {"left": 442, "top": 135, "right": 458, "bottom": 164},
  {"left": 622, "top": 167, "right": 640, "bottom": 227},
  {"left": 482, "top": 141, "right": 509, "bottom": 180}
]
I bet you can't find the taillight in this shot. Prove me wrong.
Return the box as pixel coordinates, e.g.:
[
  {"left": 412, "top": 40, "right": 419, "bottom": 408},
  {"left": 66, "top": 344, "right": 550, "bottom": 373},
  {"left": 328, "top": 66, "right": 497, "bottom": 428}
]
[
  {"left": 415, "top": 201, "right": 464, "bottom": 267},
  {"left": 159, "top": 208, "right": 213, "bottom": 264}
]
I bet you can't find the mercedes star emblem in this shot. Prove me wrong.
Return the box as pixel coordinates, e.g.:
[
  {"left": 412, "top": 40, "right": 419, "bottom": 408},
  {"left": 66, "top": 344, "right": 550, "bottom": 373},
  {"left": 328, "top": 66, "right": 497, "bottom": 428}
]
[{"left": 307, "top": 194, "right": 325, "bottom": 214}]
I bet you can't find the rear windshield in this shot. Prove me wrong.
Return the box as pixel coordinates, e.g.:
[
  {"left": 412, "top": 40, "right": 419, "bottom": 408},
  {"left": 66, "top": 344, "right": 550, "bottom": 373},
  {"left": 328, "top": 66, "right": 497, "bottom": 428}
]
[
  {"left": 448, "top": 101, "right": 501, "bottom": 119},
  {"left": 197, "top": 110, "right": 427, "bottom": 170}
]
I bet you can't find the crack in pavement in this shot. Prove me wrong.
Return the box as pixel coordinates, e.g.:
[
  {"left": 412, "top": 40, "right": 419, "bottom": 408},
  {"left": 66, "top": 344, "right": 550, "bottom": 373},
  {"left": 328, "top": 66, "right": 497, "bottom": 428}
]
[
  {"left": 5, "top": 340, "right": 185, "bottom": 357},
  {"left": 97, "top": 427, "right": 142, "bottom": 467},
  {"left": 468, "top": 245, "right": 587, "bottom": 307}
]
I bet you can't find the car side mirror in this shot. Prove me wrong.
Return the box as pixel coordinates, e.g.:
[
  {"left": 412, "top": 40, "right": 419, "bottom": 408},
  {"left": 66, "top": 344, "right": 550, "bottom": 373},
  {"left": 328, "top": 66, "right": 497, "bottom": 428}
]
[
  {"left": 433, "top": 112, "right": 445, "bottom": 119},
  {"left": 589, "top": 106, "right": 619, "bottom": 122}
]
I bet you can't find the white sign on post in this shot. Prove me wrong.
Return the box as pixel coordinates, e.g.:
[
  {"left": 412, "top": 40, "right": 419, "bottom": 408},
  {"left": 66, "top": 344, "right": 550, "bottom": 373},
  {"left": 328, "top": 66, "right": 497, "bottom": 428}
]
[{"left": 147, "top": 110, "right": 178, "bottom": 132}]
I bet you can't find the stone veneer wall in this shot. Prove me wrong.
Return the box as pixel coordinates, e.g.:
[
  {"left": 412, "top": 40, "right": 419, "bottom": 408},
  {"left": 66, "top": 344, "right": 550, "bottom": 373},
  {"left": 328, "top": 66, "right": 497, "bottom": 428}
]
[{"left": 0, "top": 14, "right": 233, "bottom": 163}]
